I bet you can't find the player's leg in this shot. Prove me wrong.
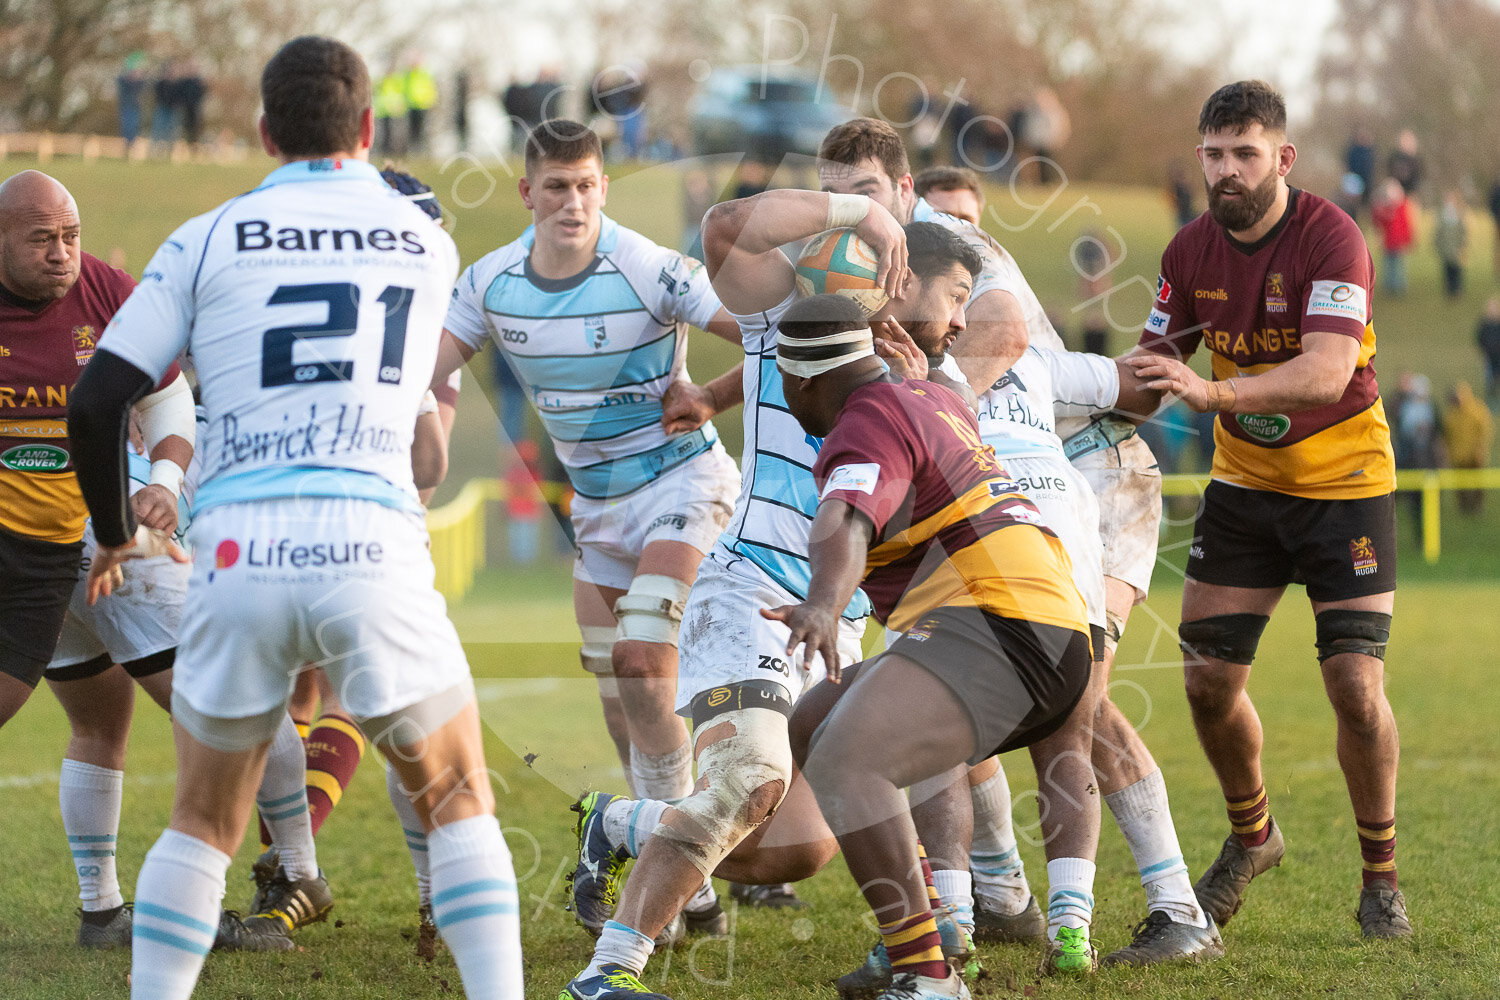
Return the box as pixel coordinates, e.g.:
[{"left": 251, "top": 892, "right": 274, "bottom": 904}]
[
  {"left": 302, "top": 670, "right": 366, "bottom": 837},
  {"left": 965, "top": 757, "right": 1044, "bottom": 941},
  {"left": 0, "top": 528, "right": 82, "bottom": 726},
  {"left": 48, "top": 657, "right": 135, "bottom": 946},
  {"left": 573, "top": 574, "right": 634, "bottom": 778},
  {"left": 386, "top": 760, "right": 440, "bottom": 957}
]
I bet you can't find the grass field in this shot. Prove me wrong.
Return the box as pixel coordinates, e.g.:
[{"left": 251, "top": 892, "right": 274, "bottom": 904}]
[{"left": 1, "top": 154, "right": 1498, "bottom": 997}]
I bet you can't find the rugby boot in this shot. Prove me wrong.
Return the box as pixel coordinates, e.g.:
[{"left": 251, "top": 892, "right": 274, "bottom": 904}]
[
  {"left": 654, "top": 911, "right": 686, "bottom": 950},
  {"left": 1101, "top": 910, "right": 1225, "bottom": 966},
  {"left": 566, "top": 792, "right": 630, "bottom": 936},
  {"left": 1356, "top": 884, "right": 1413, "bottom": 939},
  {"left": 558, "top": 962, "right": 675, "bottom": 999},
  {"left": 873, "top": 970, "right": 971, "bottom": 1000},
  {"left": 252, "top": 867, "right": 334, "bottom": 931},
  {"left": 77, "top": 903, "right": 132, "bottom": 949},
  {"left": 683, "top": 897, "right": 729, "bottom": 936},
  {"left": 836, "top": 906, "right": 975, "bottom": 1000},
  {"left": 1193, "top": 816, "right": 1285, "bottom": 927},
  {"left": 972, "top": 894, "right": 1045, "bottom": 944},
  {"left": 728, "top": 880, "right": 809, "bottom": 909},
  {"left": 1038, "top": 925, "right": 1097, "bottom": 975},
  {"left": 248, "top": 846, "right": 281, "bottom": 913},
  {"left": 214, "top": 910, "right": 295, "bottom": 952}
]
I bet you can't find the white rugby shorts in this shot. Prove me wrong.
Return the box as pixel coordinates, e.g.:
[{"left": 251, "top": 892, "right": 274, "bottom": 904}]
[
  {"left": 571, "top": 445, "right": 740, "bottom": 593},
  {"left": 675, "top": 549, "right": 865, "bottom": 715},
  {"left": 173, "top": 497, "right": 471, "bottom": 723},
  {"left": 1073, "top": 433, "right": 1162, "bottom": 602},
  {"left": 47, "top": 522, "right": 191, "bottom": 670},
  {"left": 1001, "top": 455, "right": 1105, "bottom": 629}
]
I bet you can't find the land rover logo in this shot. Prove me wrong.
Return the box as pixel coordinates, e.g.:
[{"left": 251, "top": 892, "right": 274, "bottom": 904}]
[
  {"left": 1236, "top": 413, "right": 1291, "bottom": 443},
  {"left": 1, "top": 443, "right": 69, "bottom": 471}
]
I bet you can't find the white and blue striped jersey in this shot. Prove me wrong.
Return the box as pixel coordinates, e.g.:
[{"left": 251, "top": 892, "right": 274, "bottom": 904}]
[
  {"left": 951, "top": 347, "right": 1117, "bottom": 460},
  {"left": 716, "top": 291, "right": 871, "bottom": 620},
  {"left": 99, "top": 159, "right": 458, "bottom": 516},
  {"left": 444, "top": 216, "right": 723, "bottom": 499}
]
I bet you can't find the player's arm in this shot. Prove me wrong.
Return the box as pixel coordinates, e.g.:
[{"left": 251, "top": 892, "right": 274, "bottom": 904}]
[
  {"left": 760, "top": 499, "right": 874, "bottom": 683},
  {"left": 703, "top": 306, "right": 743, "bottom": 345},
  {"left": 947, "top": 287, "right": 1029, "bottom": 395},
  {"left": 429, "top": 330, "right": 476, "bottom": 393},
  {"left": 1128, "top": 331, "right": 1358, "bottom": 414},
  {"left": 129, "top": 368, "right": 195, "bottom": 534},
  {"left": 413, "top": 391, "right": 448, "bottom": 495},
  {"left": 661, "top": 363, "right": 745, "bottom": 435},
  {"left": 702, "top": 190, "right": 906, "bottom": 314}
]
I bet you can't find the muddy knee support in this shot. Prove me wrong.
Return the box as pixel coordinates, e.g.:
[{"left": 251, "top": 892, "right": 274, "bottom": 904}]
[
  {"left": 653, "top": 707, "right": 792, "bottom": 877},
  {"left": 1179, "top": 613, "right": 1270, "bottom": 665},
  {"left": 614, "top": 574, "right": 691, "bottom": 647},
  {"left": 579, "top": 625, "right": 617, "bottom": 689},
  {"left": 1314, "top": 609, "right": 1390, "bottom": 663}
]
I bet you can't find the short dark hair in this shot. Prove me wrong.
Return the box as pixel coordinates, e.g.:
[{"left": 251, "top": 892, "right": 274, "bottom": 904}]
[
  {"left": 904, "top": 221, "right": 982, "bottom": 282},
  {"left": 819, "top": 118, "right": 910, "bottom": 185},
  {"left": 525, "top": 119, "right": 603, "bottom": 175},
  {"left": 913, "top": 165, "right": 984, "bottom": 206},
  {"left": 1198, "top": 80, "right": 1286, "bottom": 137},
  {"left": 261, "top": 36, "right": 369, "bottom": 158},
  {"left": 779, "top": 293, "right": 869, "bottom": 343}
]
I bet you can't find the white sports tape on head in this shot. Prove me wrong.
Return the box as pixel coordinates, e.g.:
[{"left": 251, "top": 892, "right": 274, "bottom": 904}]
[
  {"left": 614, "top": 574, "right": 691, "bottom": 646},
  {"left": 826, "top": 192, "right": 871, "bottom": 230},
  {"left": 652, "top": 707, "right": 793, "bottom": 876},
  {"left": 776, "top": 329, "right": 876, "bottom": 378},
  {"left": 579, "top": 625, "right": 617, "bottom": 676}
]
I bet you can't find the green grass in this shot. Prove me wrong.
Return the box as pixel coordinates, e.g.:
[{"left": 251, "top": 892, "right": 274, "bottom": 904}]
[
  {"left": 3, "top": 155, "right": 1497, "bottom": 996},
  {"left": 1, "top": 576, "right": 1497, "bottom": 997}
]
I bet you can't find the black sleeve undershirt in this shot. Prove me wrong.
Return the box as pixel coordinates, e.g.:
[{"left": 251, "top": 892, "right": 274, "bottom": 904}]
[{"left": 68, "top": 349, "right": 156, "bottom": 548}]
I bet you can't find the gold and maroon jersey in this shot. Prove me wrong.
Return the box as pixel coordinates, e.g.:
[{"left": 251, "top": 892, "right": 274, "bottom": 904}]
[
  {"left": 1138, "top": 189, "right": 1395, "bottom": 500},
  {"left": 0, "top": 253, "right": 167, "bottom": 542},
  {"left": 812, "top": 378, "right": 1087, "bottom": 636}
]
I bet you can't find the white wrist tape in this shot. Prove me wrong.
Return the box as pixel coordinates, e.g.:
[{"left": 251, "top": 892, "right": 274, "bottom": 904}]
[
  {"left": 149, "top": 459, "right": 185, "bottom": 498},
  {"left": 826, "top": 193, "right": 871, "bottom": 230},
  {"left": 134, "top": 371, "right": 196, "bottom": 457}
]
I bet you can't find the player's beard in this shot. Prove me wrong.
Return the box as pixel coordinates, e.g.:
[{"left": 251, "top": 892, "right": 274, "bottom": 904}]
[
  {"left": 902, "top": 317, "right": 950, "bottom": 361},
  {"left": 1207, "top": 170, "right": 1278, "bottom": 233}
]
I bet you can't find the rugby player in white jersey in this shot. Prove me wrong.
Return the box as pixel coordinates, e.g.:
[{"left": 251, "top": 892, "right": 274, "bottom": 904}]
[
  {"left": 434, "top": 118, "right": 745, "bottom": 937},
  {"left": 817, "top": 117, "right": 1218, "bottom": 968},
  {"left": 69, "top": 36, "right": 521, "bottom": 999}
]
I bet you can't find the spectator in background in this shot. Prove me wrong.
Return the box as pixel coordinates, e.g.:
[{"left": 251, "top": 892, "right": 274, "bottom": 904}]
[
  {"left": 906, "top": 83, "right": 945, "bottom": 170},
  {"left": 1386, "top": 129, "right": 1423, "bottom": 200},
  {"left": 374, "top": 66, "right": 407, "bottom": 157},
  {"left": 1167, "top": 161, "right": 1196, "bottom": 228},
  {"left": 1488, "top": 181, "right": 1500, "bottom": 281},
  {"left": 502, "top": 69, "right": 564, "bottom": 156},
  {"left": 591, "top": 66, "right": 647, "bottom": 160},
  {"left": 1371, "top": 178, "right": 1415, "bottom": 296},
  {"left": 454, "top": 69, "right": 470, "bottom": 152},
  {"left": 1022, "top": 87, "right": 1070, "bottom": 184},
  {"left": 1392, "top": 373, "right": 1441, "bottom": 534},
  {"left": 149, "top": 59, "right": 179, "bottom": 150},
  {"left": 404, "top": 57, "right": 439, "bottom": 154},
  {"left": 1345, "top": 125, "right": 1376, "bottom": 211},
  {"left": 1441, "top": 381, "right": 1493, "bottom": 515},
  {"left": 175, "top": 58, "right": 206, "bottom": 146},
  {"left": 1477, "top": 296, "right": 1500, "bottom": 403},
  {"left": 1073, "top": 226, "right": 1112, "bottom": 355},
  {"left": 913, "top": 164, "right": 985, "bottom": 224},
  {"left": 1434, "top": 190, "right": 1469, "bottom": 299},
  {"left": 116, "top": 52, "right": 148, "bottom": 144}
]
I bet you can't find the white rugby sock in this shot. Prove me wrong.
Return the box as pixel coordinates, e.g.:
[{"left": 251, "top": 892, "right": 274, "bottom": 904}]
[
  {"left": 603, "top": 797, "right": 669, "bottom": 859},
  {"left": 969, "top": 765, "right": 1031, "bottom": 913},
  {"left": 1045, "top": 857, "right": 1096, "bottom": 937},
  {"left": 386, "top": 764, "right": 431, "bottom": 905},
  {"left": 1104, "top": 768, "right": 1206, "bottom": 927},
  {"left": 932, "top": 869, "right": 975, "bottom": 933},
  {"left": 130, "top": 830, "right": 228, "bottom": 1000},
  {"left": 256, "top": 712, "right": 317, "bottom": 881},
  {"left": 60, "top": 759, "right": 124, "bottom": 911},
  {"left": 429, "top": 815, "right": 522, "bottom": 998},
  {"left": 630, "top": 738, "right": 693, "bottom": 802},
  {"left": 585, "top": 919, "right": 655, "bottom": 978}
]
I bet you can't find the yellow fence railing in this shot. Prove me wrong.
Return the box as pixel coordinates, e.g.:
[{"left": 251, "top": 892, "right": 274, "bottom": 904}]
[
  {"left": 427, "top": 468, "right": 1500, "bottom": 602},
  {"left": 1164, "top": 468, "right": 1500, "bottom": 565}
]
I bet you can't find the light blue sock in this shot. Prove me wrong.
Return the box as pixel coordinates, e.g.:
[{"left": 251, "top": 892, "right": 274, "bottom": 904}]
[
  {"left": 430, "top": 815, "right": 522, "bottom": 997},
  {"left": 130, "top": 829, "right": 229, "bottom": 1000}
]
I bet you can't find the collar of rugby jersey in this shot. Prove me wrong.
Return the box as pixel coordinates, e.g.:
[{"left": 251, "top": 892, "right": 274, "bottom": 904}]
[{"left": 255, "top": 158, "right": 383, "bottom": 188}]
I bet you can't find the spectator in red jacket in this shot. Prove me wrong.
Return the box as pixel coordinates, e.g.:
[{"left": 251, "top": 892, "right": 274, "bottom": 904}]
[{"left": 1371, "top": 177, "right": 1415, "bottom": 296}]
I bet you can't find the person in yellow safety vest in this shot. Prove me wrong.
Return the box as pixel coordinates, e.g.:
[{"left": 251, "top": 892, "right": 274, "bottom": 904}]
[
  {"left": 374, "top": 71, "right": 407, "bottom": 156},
  {"left": 404, "top": 64, "right": 438, "bottom": 153}
]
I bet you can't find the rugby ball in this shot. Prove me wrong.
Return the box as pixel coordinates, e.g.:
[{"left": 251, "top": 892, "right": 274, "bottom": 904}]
[{"left": 794, "top": 228, "right": 889, "bottom": 316}]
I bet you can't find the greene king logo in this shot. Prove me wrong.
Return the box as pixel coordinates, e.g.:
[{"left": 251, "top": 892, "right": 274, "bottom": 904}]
[
  {"left": 0, "top": 443, "right": 68, "bottom": 472},
  {"left": 1236, "top": 413, "right": 1291, "bottom": 443},
  {"left": 209, "top": 539, "right": 240, "bottom": 581}
]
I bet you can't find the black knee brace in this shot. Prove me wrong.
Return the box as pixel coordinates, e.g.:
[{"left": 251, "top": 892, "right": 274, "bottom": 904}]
[
  {"left": 1179, "top": 613, "right": 1270, "bottom": 665},
  {"left": 1314, "top": 609, "right": 1391, "bottom": 663}
]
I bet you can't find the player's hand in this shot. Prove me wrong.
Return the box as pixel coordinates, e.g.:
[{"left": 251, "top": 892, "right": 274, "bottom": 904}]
[
  {"left": 130, "top": 484, "right": 180, "bottom": 535},
  {"left": 872, "top": 318, "right": 928, "bottom": 380},
  {"left": 855, "top": 201, "right": 908, "bottom": 300},
  {"left": 1124, "top": 353, "right": 1213, "bottom": 412},
  {"left": 761, "top": 602, "right": 843, "bottom": 682},
  {"left": 661, "top": 380, "right": 717, "bottom": 434},
  {"left": 86, "top": 526, "right": 190, "bottom": 606}
]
